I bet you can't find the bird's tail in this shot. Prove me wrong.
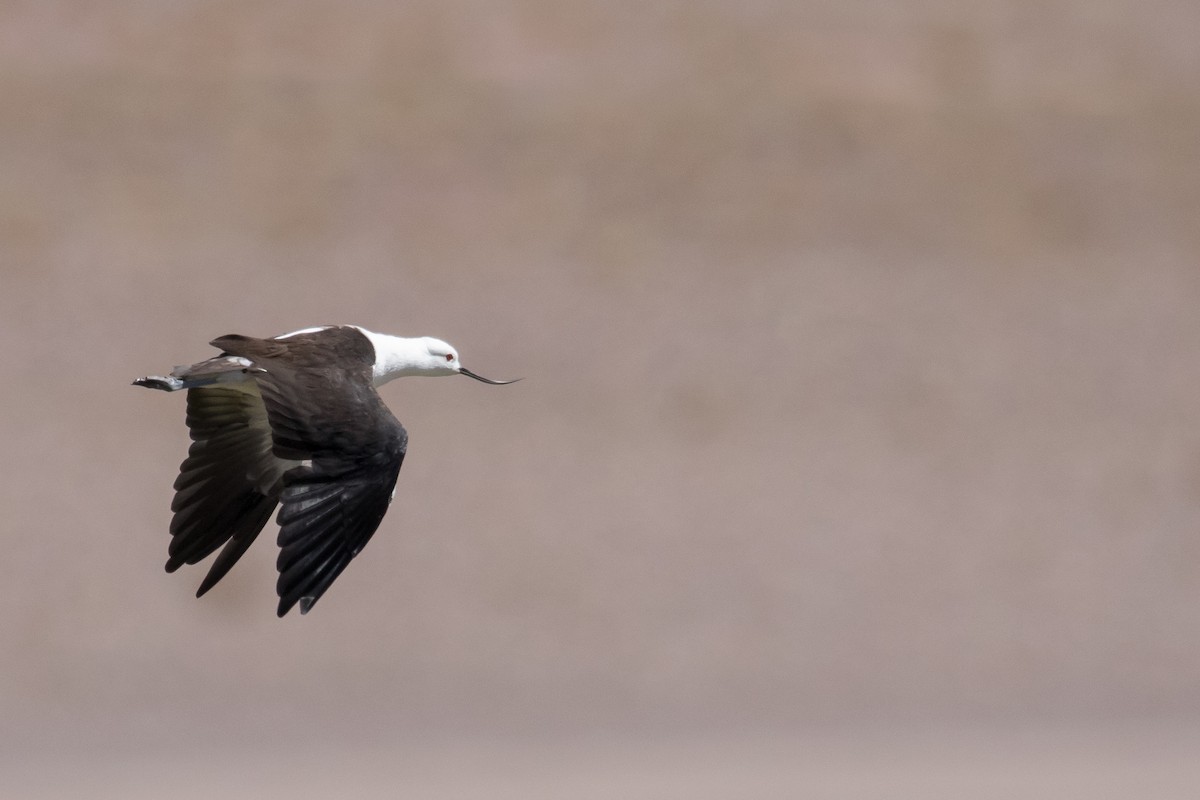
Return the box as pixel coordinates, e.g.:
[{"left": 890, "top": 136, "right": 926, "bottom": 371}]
[
  {"left": 132, "top": 356, "right": 260, "bottom": 392},
  {"left": 132, "top": 374, "right": 188, "bottom": 391}
]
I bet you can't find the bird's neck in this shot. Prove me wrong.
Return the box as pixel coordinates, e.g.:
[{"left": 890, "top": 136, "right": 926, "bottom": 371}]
[{"left": 354, "top": 328, "right": 430, "bottom": 385}]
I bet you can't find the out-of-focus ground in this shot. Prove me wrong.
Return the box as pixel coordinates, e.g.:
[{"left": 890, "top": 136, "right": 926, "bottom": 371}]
[
  {"left": 2, "top": 1, "right": 1200, "bottom": 796},
  {"left": 6, "top": 725, "right": 1200, "bottom": 799}
]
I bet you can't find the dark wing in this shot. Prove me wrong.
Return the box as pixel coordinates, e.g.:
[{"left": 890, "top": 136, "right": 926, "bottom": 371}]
[
  {"left": 251, "top": 361, "right": 407, "bottom": 617},
  {"left": 167, "top": 386, "right": 289, "bottom": 596}
]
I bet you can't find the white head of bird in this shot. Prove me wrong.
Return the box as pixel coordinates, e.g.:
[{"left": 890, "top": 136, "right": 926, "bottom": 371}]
[{"left": 358, "top": 329, "right": 518, "bottom": 386}]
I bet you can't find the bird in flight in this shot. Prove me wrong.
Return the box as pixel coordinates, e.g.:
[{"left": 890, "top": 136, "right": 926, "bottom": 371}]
[{"left": 133, "top": 325, "right": 517, "bottom": 616}]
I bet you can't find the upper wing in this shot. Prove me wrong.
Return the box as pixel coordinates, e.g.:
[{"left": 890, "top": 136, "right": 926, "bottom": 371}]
[
  {"left": 167, "top": 386, "right": 290, "bottom": 596},
  {"left": 246, "top": 355, "right": 408, "bottom": 617}
]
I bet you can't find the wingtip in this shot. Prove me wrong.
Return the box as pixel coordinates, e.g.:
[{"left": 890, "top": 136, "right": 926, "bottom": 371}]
[{"left": 275, "top": 595, "right": 317, "bottom": 617}]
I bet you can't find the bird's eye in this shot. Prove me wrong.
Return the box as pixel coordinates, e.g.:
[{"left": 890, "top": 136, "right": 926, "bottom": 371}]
[{"left": 445, "top": 353, "right": 454, "bottom": 362}]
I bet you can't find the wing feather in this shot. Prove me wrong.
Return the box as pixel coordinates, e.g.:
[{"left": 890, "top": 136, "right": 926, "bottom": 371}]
[{"left": 165, "top": 387, "right": 289, "bottom": 595}]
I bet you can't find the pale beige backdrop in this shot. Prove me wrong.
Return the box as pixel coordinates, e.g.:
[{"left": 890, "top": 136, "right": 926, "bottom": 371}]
[{"left": 2, "top": 2, "right": 1200, "bottom": 797}]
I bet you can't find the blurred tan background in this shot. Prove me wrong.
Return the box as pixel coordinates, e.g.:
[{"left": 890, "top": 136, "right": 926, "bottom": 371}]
[{"left": 3, "top": 1, "right": 1200, "bottom": 796}]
